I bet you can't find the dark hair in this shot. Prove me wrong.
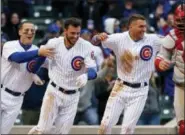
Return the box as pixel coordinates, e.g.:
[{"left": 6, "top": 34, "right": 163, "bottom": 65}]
[
  {"left": 128, "top": 14, "right": 146, "bottom": 26},
  {"left": 64, "top": 17, "right": 81, "bottom": 29},
  {"left": 18, "top": 21, "right": 34, "bottom": 30}
]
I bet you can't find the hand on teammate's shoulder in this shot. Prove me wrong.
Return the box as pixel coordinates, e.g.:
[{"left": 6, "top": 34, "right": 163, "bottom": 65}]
[{"left": 38, "top": 45, "right": 55, "bottom": 59}]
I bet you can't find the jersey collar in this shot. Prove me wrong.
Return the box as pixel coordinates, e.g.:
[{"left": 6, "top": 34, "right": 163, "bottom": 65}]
[{"left": 19, "top": 40, "right": 32, "bottom": 51}]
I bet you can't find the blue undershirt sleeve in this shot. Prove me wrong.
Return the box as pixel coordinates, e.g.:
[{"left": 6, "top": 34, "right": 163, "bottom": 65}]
[
  {"left": 8, "top": 50, "right": 39, "bottom": 63},
  {"left": 27, "top": 57, "right": 46, "bottom": 73}
]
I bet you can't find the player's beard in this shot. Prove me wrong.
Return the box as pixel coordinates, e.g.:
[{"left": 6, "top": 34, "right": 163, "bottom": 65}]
[{"left": 65, "top": 34, "right": 78, "bottom": 46}]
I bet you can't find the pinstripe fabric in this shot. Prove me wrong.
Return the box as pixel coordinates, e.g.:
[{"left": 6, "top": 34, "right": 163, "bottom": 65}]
[
  {"left": 1, "top": 88, "right": 24, "bottom": 134},
  {"left": 29, "top": 82, "right": 80, "bottom": 134},
  {"left": 1, "top": 40, "right": 39, "bottom": 134},
  {"left": 99, "top": 32, "right": 162, "bottom": 134},
  {"left": 45, "top": 37, "right": 96, "bottom": 90},
  {"left": 102, "top": 32, "right": 161, "bottom": 83},
  {"left": 100, "top": 84, "right": 148, "bottom": 134},
  {"left": 1, "top": 40, "right": 38, "bottom": 93},
  {"left": 28, "top": 37, "right": 96, "bottom": 134}
]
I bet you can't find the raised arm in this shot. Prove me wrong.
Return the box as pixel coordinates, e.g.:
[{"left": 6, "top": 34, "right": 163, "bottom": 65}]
[
  {"left": 26, "top": 38, "right": 56, "bottom": 73},
  {"left": 91, "top": 32, "right": 120, "bottom": 52},
  {"left": 3, "top": 42, "right": 54, "bottom": 64}
]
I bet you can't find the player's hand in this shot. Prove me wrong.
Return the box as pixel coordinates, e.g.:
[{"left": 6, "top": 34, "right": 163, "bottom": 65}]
[
  {"left": 32, "top": 74, "right": 45, "bottom": 85},
  {"left": 159, "top": 60, "right": 171, "bottom": 71},
  {"left": 76, "top": 74, "right": 88, "bottom": 88},
  {"left": 96, "top": 32, "right": 108, "bottom": 41},
  {"left": 38, "top": 45, "right": 55, "bottom": 59}
]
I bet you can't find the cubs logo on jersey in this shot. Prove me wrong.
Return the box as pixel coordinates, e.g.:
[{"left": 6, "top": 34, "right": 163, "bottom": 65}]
[
  {"left": 71, "top": 56, "right": 84, "bottom": 71},
  {"left": 140, "top": 45, "right": 153, "bottom": 61},
  {"left": 27, "top": 60, "right": 36, "bottom": 72}
]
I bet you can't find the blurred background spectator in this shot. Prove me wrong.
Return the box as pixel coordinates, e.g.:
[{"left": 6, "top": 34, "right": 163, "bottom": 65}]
[
  {"left": 3, "top": 12, "right": 20, "bottom": 40},
  {"left": 1, "top": 0, "right": 181, "bottom": 126},
  {"left": 37, "top": 23, "right": 60, "bottom": 46},
  {"left": 21, "top": 68, "right": 49, "bottom": 125}
]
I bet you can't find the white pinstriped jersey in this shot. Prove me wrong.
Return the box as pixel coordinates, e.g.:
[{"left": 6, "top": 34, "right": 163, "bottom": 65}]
[
  {"left": 102, "top": 31, "right": 161, "bottom": 83},
  {"left": 1, "top": 40, "right": 38, "bottom": 93},
  {"left": 45, "top": 37, "right": 96, "bottom": 90},
  {"left": 91, "top": 46, "right": 104, "bottom": 71}
]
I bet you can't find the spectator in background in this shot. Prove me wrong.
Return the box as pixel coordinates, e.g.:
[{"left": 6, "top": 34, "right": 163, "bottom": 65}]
[
  {"left": 3, "top": 12, "right": 20, "bottom": 40},
  {"left": 149, "top": 3, "right": 166, "bottom": 31},
  {"left": 166, "top": 12, "right": 174, "bottom": 28},
  {"left": 95, "top": 54, "right": 117, "bottom": 123},
  {"left": 158, "top": 0, "right": 172, "bottom": 17},
  {"left": 37, "top": 23, "right": 60, "bottom": 47},
  {"left": 122, "top": 0, "right": 137, "bottom": 18},
  {"left": 54, "top": 19, "right": 64, "bottom": 35},
  {"left": 80, "top": 29, "right": 93, "bottom": 41},
  {"left": 1, "top": 12, "right": 7, "bottom": 32},
  {"left": 157, "top": 12, "right": 174, "bottom": 36},
  {"left": 119, "top": 18, "right": 128, "bottom": 32},
  {"left": 76, "top": 0, "right": 107, "bottom": 32},
  {"left": 74, "top": 29, "right": 103, "bottom": 125}
]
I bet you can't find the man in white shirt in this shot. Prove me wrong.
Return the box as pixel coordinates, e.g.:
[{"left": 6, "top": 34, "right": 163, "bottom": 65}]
[
  {"left": 92, "top": 14, "right": 162, "bottom": 134},
  {"left": 1, "top": 21, "right": 54, "bottom": 134},
  {"left": 28, "top": 17, "right": 97, "bottom": 134}
]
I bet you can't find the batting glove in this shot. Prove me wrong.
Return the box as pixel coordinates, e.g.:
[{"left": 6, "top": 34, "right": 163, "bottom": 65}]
[
  {"left": 76, "top": 73, "right": 88, "bottom": 88},
  {"left": 31, "top": 74, "right": 45, "bottom": 86}
]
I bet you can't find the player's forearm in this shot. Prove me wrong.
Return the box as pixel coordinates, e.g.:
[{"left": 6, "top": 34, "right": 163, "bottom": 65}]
[
  {"left": 27, "top": 57, "right": 46, "bottom": 73},
  {"left": 8, "top": 50, "right": 39, "bottom": 63},
  {"left": 87, "top": 68, "right": 97, "bottom": 80},
  {"left": 91, "top": 35, "right": 101, "bottom": 46}
]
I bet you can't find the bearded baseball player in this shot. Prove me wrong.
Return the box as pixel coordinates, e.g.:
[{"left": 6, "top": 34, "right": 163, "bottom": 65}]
[
  {"left": 28, "top": 17, "right": 97, "bottom": 134},
  {"left": 92, "top": 14, "right": 163, "bottom": 134},
  {"left": 1, "top": 21, "right": 54, "bottom": 134},
  {"left": 155, "top": 4, "right": 185, "bottom": 135}
]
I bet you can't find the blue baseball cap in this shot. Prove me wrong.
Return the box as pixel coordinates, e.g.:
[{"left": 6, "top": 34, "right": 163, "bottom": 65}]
[
  {"left": 81, "top": 29, "right": 91, "bottom": 35},
  {"left": 47, "top": 23, "right": 60, "bottom": 33}
]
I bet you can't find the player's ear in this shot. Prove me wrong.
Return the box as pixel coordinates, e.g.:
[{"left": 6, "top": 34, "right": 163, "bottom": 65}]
[{"left": 18, "top": 28, "right": 22, "bottom": 36}]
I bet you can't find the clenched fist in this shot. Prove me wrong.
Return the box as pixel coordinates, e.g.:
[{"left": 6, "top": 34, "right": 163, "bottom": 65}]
[
  {"left": 96, "top": 32, "right": 108, "bottom": 41},
  {"left": 38, "top": 45, "right": 55, "bottom": 59},
  {"left": 158, "top": 60, "right": 171, "bottom": 71}
]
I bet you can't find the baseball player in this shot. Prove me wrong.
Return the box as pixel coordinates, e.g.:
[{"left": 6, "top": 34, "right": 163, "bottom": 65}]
[
  {"left": 1, "top": 21, "right": 54, "bottom": 134},
  {"left": 155, "top": 4, "right": 185, "bottom": 135},
  {"left": 91, "top": 14, "right": 162, "bottom": 134},
  {"left": 28, "top": 17, "right": 97, "bottom": 134}
]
